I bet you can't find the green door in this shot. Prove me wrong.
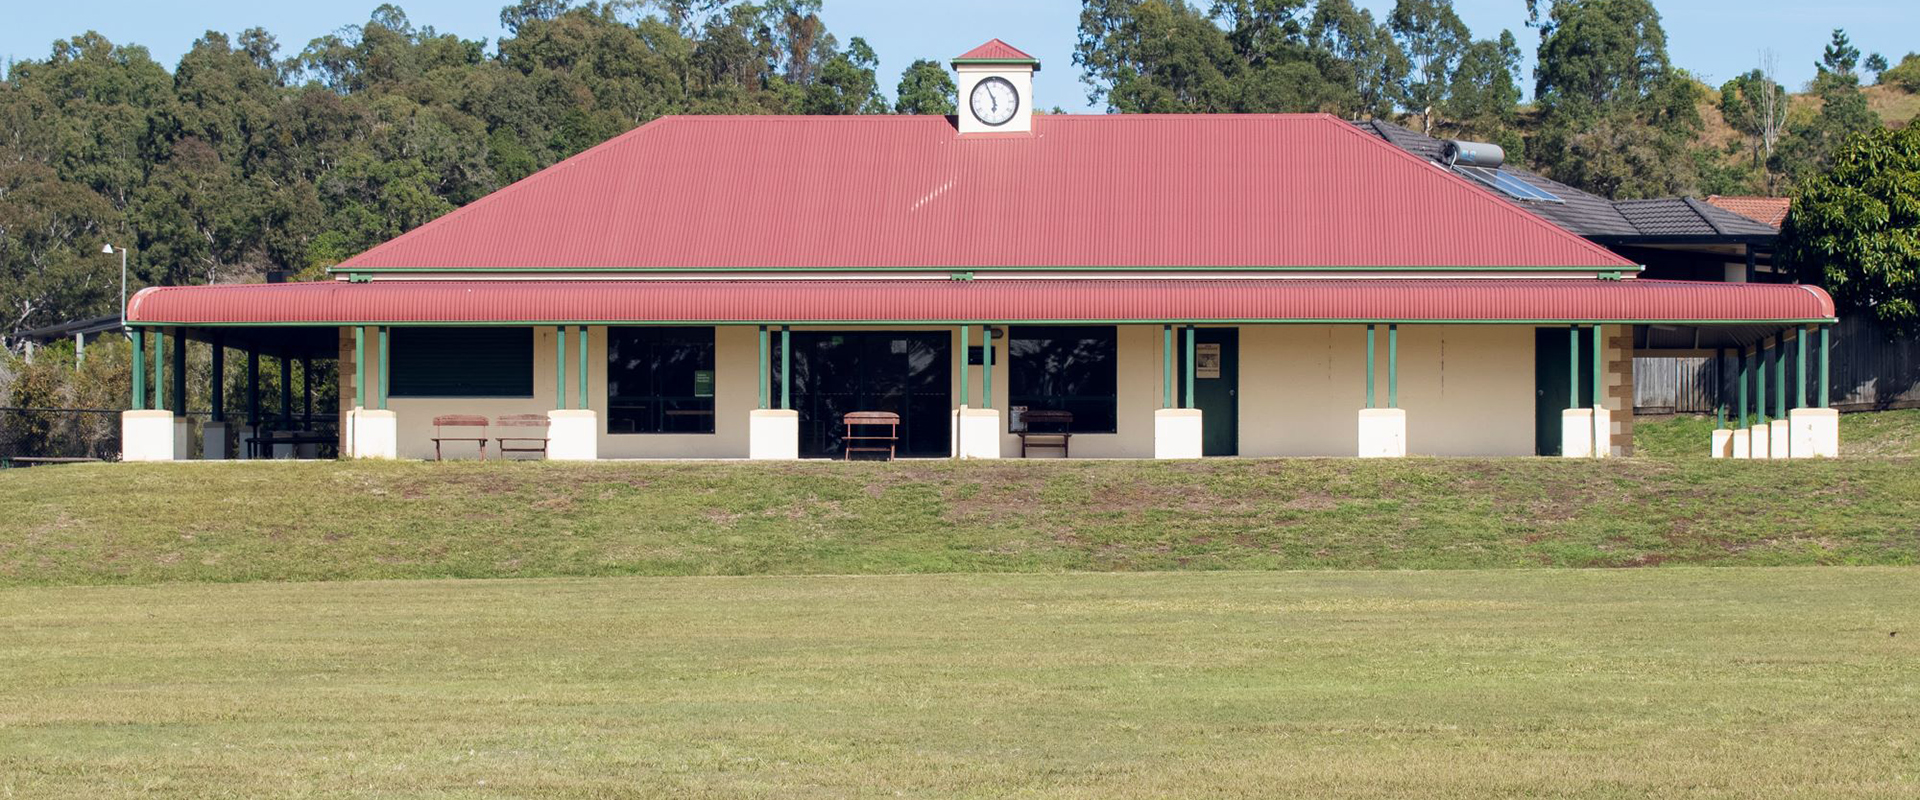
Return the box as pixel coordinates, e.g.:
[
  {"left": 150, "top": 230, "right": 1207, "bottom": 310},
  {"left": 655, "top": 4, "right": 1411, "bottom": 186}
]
[
  {"left": 1179, "top": 328, "right": 1239, "bottom": 457},
  {"left": 1534, "top": 327, "right": 1594, "bottom": 456}
]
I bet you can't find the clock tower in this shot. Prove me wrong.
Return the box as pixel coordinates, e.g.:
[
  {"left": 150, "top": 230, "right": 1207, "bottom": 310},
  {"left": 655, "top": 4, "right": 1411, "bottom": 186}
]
[{"left": 952, "top": 39, "right": 1040, "bottom": 135}]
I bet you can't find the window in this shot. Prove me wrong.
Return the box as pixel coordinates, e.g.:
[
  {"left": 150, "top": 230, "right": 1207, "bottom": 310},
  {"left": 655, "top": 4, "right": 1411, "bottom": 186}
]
[
  {"left": 1008, "top": 326, "right": 1118, "bottom": 434},
  {"left": 389, "top": 327, "right": 533, "bottom": 398},
  {"left": 608, "top": 327, "right": 716, "bottom": 434}
]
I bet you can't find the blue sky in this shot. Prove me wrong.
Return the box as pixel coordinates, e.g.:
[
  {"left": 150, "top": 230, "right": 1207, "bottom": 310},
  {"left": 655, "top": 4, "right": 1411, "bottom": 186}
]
[{"left": 4, "top": 0, "right": 1915, "bottom": 113}]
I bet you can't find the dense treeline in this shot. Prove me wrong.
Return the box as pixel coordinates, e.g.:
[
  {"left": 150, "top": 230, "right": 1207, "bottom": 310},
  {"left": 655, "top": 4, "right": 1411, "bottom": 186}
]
[{"left": 0, "top": 0, "right": 1912, "bottom": 337}]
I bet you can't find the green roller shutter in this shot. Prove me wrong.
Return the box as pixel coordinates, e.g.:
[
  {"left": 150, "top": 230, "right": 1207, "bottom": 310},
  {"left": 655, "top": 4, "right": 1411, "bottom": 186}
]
[{"left": 390, "top": 327, "right": 534, "bottom": 398}]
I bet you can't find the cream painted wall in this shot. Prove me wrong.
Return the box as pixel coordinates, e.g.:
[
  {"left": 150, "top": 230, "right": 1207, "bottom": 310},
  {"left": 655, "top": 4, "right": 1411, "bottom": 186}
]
[{"left": 340, "top": 322, "right": 1556, "bottom": 460}]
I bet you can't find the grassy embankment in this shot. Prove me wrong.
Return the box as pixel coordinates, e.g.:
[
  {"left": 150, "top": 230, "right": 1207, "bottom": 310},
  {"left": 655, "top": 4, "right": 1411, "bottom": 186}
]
[{"left": 1, "top": 568, "right": 1914, "bottom": 798}]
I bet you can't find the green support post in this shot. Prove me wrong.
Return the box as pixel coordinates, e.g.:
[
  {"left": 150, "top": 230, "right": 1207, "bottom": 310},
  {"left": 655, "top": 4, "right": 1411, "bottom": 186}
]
[
  {"left": 1387, "top": 324, "right": 1400, "bottom": 408},
  {"left": 1737, "top": 347, "right": 1749, "bottom": 428},
  {"left": 1795, "top": 328, "right": 1808, "bottom": 410},
  {"left": 1183, "top": 326, "right": 1196, "bottom": 410},
  {"left": 1590, "top": 325, "right": 1603, "bottom": 408},
  {"left": 1773, "top": 334, "right": 1785, "bottom": 420},
  {"left": 959, "top": 325, "right": 970, "bottom": 407},
  {"left": 378, "top": 327, "right": 389, "bottom": 411},
  {"left": 1716, "top": 403, "right": 1726, "bottom": 430},
  {"left": 1162, "top": 325, "right": 1173, "bottom": 408},
  {"left": 131, "top": 328, "right": 146, "bottom": 410},
  {"left": 1818, "top": 326, "right": 1830, "bottom": 409},
  {"left": 757, "top": 325, "right": 769, "bottom": 410},
  {"left": 579, "top": 326, "right": 589, "bottom": 410},
  {"left": 1365, "top": 324, "right": 1376, "bottom": 409},
  {"left": 354, "top": 326, "right": 366, "bottom": 410},
  {"left": 555, "top": 326, "right": 567, "bottom": 409},
  {"left": 1566, "top": 325, "right": 1578, "bottom": 411},
  {"left": 984, "top": 327, "right": 994, "bottom": 410},
  {"left": 154, "top": 328, "right": 166, "bottom": 412},
  {"left": 1756, "top": 341, "right": 1768, "bottom": 424},
  {"left": 779, "top": 326, "right": 790, "bottom": 411}
]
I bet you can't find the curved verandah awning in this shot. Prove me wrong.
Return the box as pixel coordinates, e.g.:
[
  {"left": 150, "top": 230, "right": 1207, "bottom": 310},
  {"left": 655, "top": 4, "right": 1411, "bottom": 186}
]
[{"left": 128, "top": 279, "right": 1835, "bottom": 343}]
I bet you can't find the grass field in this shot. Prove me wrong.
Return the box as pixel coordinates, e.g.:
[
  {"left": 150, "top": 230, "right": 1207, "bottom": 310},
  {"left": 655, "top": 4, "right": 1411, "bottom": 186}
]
[
  {"left": 3, "top": 455, "right": 1918, "bottom": 586},
  {"left": 1634, "top": 408, "right": 1920, "bottom": 458},
  {"left": 1, "top": 568, "right": 1914, "bottom": 798}
]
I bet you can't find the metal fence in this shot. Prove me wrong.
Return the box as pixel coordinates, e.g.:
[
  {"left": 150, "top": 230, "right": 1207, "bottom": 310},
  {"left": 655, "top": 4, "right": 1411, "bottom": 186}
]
[
  {"left": 0, "top": 407, "right": 124, "bottom": 463},
  {"left": 1636, "top": 313, "right": 1920, "bottom": 414}
]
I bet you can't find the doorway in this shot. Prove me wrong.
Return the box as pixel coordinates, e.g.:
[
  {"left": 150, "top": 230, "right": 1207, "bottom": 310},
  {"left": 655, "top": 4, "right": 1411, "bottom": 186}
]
[
  {"left": 1178, "top": 328, "right": 1239, "bottom": 457},
  {"left": 786, "top": 331, "right": 951, "bottom": 458},
  {"left": 1534, "top": 326, "right": 1595, "bottom": 456}
]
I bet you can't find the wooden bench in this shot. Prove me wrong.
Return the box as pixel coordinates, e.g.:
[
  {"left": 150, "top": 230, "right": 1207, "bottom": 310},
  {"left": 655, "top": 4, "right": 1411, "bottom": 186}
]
[
  {"left": 431, "top": 415, "right": 490, "bottom": 461},
  {"left": 842, "top": 411, "right": 900, "bottom": 461},
  {"left": 1017, "top": 409, "right": 1074, "bottom": 458},
  {"left": 494, "top": 414, "right": 550, "bottom": 459}
]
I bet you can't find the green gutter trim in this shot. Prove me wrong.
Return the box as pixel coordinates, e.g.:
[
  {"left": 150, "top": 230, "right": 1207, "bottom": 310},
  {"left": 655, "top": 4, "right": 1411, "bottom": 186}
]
[
  {"left": 327, "top": 264, "right": 1644, "bottom": 275},
  {"left": 129, "top": 316, "right": 1838, "bottom": 328},
  {"left": 951, "top": 58, "right": 1041, "bottom": 65}
]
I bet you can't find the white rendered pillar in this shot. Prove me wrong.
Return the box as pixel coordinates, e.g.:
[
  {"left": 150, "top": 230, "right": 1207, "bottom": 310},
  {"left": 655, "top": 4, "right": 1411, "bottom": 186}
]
[
  {"left": 748, "top": 409, "right": 799, "bottom": 460},
  {"left": 547, "top": 409, "right": 599, "bottom": 461},
  {"left": 1357, "top": 408, "right": 1407, "bottom": 458},
  {"left": 1748, "top": 424, "right": 1771, "bottom": 460},
  {"left": 346, "top": 409, "right": 398, "bottom": 460},
  {"left": 1154, "top": 408, "right": 1203, "bottom": 459},
  {"left": 1710, "top": 428, "right": 1733, "bottom": 459},
  {"left": 1769, "top": 419, "right": 1792, "bottom": 459},
  {"left": 1590, "top": 407, "right": 1612, "bottom": 459},
  {"left": 1731, "top": 427, "right": 1751, "bottom": 459},
  {"left": 121, "top": 410, "right": 175, "bottom": 462},
  {"left": 951, "top": 406, "right": 1002, "bottom": 459},
  {"left": 1789, "top": 408, "right": 1839, "bottom": 458},
  {"left": 202, "top": 420, "right": 231, "bottom": 460},
  {"left": 1560, "top": 409, "right": 1595, "bottom": 458}
]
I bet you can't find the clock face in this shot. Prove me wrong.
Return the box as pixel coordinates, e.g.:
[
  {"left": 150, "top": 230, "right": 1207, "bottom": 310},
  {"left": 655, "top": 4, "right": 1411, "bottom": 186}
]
[{"left": 970, "top": 76, "right": 1020, "bottom": 126}]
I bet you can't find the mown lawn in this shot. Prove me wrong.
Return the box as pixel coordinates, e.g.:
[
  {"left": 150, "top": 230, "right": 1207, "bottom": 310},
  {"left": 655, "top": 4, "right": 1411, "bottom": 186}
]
[
  {"left": 0, "top": 568, "right": 1914, "bottom": 798},
  {"left": 1634, "top": 408, "right": 1920, "bottom": 458},
  {"left": 2, "top": 457, "right": 1917, "bottom": 585}
]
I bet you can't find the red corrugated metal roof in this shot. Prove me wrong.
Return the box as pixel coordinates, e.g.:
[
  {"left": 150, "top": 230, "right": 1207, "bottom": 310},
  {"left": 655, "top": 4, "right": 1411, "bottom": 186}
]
[
  {"left": 336, "top": 114, "right": 1634, "bottom": 271},
  {"left": 954, "top": 39, "right": 1038, "bottom": 63},
  {"left": 129, "top": 279, "right": 1834, "bottom": 325}
]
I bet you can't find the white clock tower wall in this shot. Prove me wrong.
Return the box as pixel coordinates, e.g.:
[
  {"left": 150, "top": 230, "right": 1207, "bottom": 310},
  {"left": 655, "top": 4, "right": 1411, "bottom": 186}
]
[{"left": 955, "top": 64, "right": 1035, "bottom": 135}]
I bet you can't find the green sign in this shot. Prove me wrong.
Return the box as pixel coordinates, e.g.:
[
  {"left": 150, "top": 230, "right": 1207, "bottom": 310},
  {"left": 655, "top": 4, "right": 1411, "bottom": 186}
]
[{"left": 693, "top": 370, "right": 715, "bottom": 398}]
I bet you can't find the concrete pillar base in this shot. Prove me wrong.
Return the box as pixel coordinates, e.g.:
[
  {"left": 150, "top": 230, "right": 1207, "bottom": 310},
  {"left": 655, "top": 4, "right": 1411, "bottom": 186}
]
[
  {"left": 1710, "top": 428, "right": 1733, "bottom": 459},
  {"left": 172, "top": 418, "right": 193, "bottom": 460},
  {"left": 1731, "top": 427, "right": 1751, "bottom": 459},
  {"left": 1769, "top": 419, "right": 1792, "bottom": 459},
  {"left": 1560, "top": 409, "right": 1595, "bottom": 458},
  {"left": 346, "top": 409, "right": 398, "bottom": 460},
  {"left": 236, "top": 424, "right": 259, "bottom": 459},
  {"left": 1154, "top": 408, "right": 1203, "bottom": 459},
  {"left": 748, "top": 409, "right": 800, "bottom": 460},
  {"left": 1790, "top": 408, "right": 1839, "bottom": 458},
  {"left": 1591, "top": 407, "right": 1612, "bottom": 459},
  {"left": 1748, "top": 424, "right": 1771, "bottom": 460},
  {"left": 951, "top": 406, "right": 1002, "bottom": 459},
  {"left": 547, "top": 409, "right": 599, "bottom": 461},
  {"left": 202, "top": 421, "right": 231, "bottom": 460},
  {"left": 121, "top": 410, "right": 175, "bottom": 462},
  {"left": 1357, "top": 408, "right": 1407, "bottom": 458}
]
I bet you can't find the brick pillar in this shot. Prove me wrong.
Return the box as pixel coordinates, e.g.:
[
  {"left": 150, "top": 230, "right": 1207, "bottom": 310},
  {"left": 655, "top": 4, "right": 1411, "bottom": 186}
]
[{"left": 1603, "top": 325, "right": 1635, "bottom": 456}]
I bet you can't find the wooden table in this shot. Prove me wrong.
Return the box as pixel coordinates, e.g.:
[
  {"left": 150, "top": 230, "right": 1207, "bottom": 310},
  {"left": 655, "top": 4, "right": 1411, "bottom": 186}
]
[{"left": 842, "top": 411, "right": 900, "bottom": 461}]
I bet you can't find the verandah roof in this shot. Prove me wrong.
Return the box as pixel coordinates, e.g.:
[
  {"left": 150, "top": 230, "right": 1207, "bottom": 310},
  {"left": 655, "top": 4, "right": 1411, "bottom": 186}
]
[{"left": 127, "top": 279, "right": 1835, "bottom": 328}]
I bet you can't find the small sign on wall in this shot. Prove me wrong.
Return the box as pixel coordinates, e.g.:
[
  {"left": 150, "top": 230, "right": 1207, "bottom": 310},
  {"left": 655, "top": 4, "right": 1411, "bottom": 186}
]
[
  {"left": 1196, "top": 343, "right": 1222, "bottom": 379},
  {"left": 693, "top": 370, "right": 715, "bottom": 398}
]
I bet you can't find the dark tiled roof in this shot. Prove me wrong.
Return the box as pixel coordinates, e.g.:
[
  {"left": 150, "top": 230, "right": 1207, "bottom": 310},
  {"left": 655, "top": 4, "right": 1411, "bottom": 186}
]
[{"left": 1353, "top": 120, "right": 1778, "bottom": 242}]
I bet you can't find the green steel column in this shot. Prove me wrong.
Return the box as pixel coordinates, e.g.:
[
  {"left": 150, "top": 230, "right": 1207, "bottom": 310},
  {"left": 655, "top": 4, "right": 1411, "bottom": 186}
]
[
  {"left": 578, "top": 326, "right": 589, "bottom": 410},
  {"left": 1162, "top": 325, "right": 1173, "bottom": 408},
  {"left": 353, "top": 326, "right": 366, "bottom": 410},
  {"left": 1365, "top": 324, "right": 1376, "bottom": 409},
  {"left": 1591, "top": 325, "right": 1603, "bottom": 408},
  {"left": 555, "top": 326, "right": 567, "bottom": 409},
  {"left": 1183, "top": 326, "right": 1196, "bottom": 410},
  {"left": 779, "top": 326, "right": 790, "bottom": 411},
  {"left": 959, "top": 325, "right": 970, "bottom": 407},
  {"left": 757, "top": 325, "right": 769, "bottom": 410},
  {"left": 1818, "top": 326, "right": 1831, "bottom": 409},
  {"left": 1772, "top": 334, "right": 1785, "bottom": 420},
  {"left": 1756, "top": 341, "right": 1768, "bottom": 424},
  {"left": 983, "top": 327, "right": 994, "bottom": 410},
  {"left": 378, "top": 327, "right": 389, "bottom": 411},
  {"left": 154, "top": 328, "right": 166, "bottom": 411},
  {"left": 1386, "top": 324, "right": 1399, "bottom": 408},
  {"left": 1737, "top": 347, "right": 1748, "bottom": 428},
  {"left": 171, "top": 332, "right": 186, "bottom": 418},
  {"left": 210, "top": 334, "right": 225, "bottom": 422},
  {"left": 1566, "top": 325, "right": 1578, "bottom": 411},
  {"left": 131, "top": 328, "right": 146, "bottom": 410},
  {"left": 1795, "top": 328, "right": 1808, "bottom": 410}
]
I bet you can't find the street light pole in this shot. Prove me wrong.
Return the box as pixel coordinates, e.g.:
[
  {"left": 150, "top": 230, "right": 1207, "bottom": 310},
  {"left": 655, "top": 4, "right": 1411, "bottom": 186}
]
[{"left": 102, "top": 244, "right": 128, "bottom": 328}]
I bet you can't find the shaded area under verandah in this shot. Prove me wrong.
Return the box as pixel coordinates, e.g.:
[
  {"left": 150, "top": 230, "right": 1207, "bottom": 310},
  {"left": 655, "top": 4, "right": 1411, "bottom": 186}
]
[{"left": 124, "top": 325, "right": 340, "bottom": 460}]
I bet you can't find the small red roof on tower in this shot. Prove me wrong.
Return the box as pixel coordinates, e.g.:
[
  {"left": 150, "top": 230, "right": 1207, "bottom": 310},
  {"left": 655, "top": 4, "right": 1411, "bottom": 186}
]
[{"left": 953, "top": 38, "right": 1039, "bottom": 64}]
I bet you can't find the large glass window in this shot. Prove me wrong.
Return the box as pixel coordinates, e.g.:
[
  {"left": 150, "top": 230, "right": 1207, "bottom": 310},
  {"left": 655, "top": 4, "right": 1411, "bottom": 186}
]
[
  {"left": 389, "top": 327, "right": 533, "bottom": 398},
  {"left": 1008, "top": 325, "right": 1118, "bottom": 434},
  {"left": 608, "top": 327, "right": 716, "bottom": 434}
]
